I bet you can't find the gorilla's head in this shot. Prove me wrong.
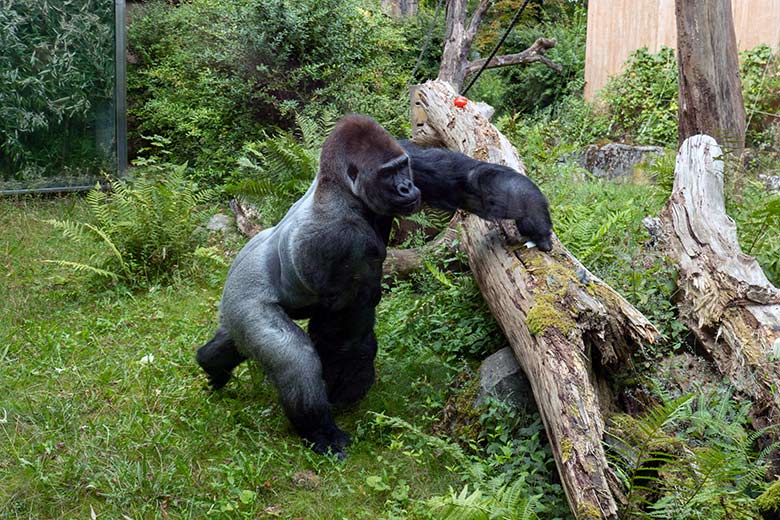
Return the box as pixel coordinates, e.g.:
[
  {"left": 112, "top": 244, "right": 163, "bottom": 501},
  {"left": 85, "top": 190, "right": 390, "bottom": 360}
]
[{"left": 319, "top": 115, "right": 421, "bottom": 216}]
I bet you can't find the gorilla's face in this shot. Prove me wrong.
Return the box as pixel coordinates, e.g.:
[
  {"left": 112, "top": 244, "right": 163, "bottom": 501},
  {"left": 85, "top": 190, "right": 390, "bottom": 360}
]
[{"left": 352, "top": 155, "right": 421, "bottom": 216}]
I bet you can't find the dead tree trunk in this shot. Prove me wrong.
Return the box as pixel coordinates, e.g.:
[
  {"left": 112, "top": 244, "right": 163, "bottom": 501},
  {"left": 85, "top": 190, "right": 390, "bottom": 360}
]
[
  {"left": 437, "top": 0, "right": 559, "bottom": 92},
  {"left": 412, "top": 80, "right": 660, "bottom": 520},
  {"left": 675, "top": 0, "right": 746, "bottom": 151},
  {"left": 657, "top": 135, "right": 780, "bottom": 429}
]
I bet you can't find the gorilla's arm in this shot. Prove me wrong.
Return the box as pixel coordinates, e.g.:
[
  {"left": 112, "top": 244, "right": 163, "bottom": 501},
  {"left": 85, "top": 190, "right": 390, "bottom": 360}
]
[{"left": 399, "top": 140, "right": 554, "bottom": 251}]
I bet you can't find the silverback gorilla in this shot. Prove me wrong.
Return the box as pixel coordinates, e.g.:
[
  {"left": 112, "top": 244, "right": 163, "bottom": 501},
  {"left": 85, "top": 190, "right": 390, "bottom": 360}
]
[{"left": 197, "top": 114, "right": 552, "bottom": 458}]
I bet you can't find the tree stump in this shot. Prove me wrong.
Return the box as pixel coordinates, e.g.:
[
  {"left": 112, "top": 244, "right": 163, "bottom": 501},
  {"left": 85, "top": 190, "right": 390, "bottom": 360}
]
[
  {"left": 412, "top": 80, "right": 660, "bottom": 520},
  {"left": 658, "top": 135, "right": 780, "bottom": 429}
]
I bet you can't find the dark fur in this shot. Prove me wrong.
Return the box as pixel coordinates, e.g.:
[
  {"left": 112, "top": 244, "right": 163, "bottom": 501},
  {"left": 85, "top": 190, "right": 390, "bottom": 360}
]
[
  {"left": 400, "top": 140, "right": 553, "bottom": 251},
  {"left": 197, "top": 115, "right": 553, "bottom": 458}
]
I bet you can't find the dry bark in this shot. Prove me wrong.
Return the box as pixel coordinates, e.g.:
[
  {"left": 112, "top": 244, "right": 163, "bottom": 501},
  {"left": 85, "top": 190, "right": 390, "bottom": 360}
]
[
  {"left": 675, "top": 0, "right": 746, "bottom": 151},
  {"left": 412, "top": 79, "right": 660, "bottom": 520},
  {"left": 658, "top": 135, "right": 780, "bottom": 428}
]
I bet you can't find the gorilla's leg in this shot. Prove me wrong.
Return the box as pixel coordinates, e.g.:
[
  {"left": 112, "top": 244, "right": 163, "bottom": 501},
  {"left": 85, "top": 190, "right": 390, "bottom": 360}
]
[
  {"left": 227, "top": 303, "right": 350, "bottom": 457},
  {"left": 308, "top": 307, "right": 378, "bottom": 408},
  {"left": 196, "top": 328, "right": 247, "bottom": 389}
]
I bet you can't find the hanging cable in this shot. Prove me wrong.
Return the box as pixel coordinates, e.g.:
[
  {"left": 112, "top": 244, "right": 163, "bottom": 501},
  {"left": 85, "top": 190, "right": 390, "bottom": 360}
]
[
  {"left": 408, "top": 0, "right": 446, "bottom": 87},
  {"left": 462, "top": 0, "right": 532, "bottom": 96}
]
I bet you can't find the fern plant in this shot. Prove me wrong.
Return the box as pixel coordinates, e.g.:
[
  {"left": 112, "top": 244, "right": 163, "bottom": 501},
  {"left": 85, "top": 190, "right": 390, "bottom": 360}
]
[
  {"left": 607, "top": 389, "right": 774, "bottom": 520},
  {"left": 45, "top": 163, "right": 213, "bottom": 286},
  {"left": 228, "top": 112, "right": 337, "bottom": 224},
  {"left": 428, "top": 482, "right": 542, "bottom": 520}
]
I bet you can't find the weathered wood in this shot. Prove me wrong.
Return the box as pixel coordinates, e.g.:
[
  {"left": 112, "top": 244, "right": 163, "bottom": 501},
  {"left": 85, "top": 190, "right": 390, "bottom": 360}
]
[
  {"left": 465, "top": 37, "right": 562, "bottom": 75},
  {"left": 383, "top": 215, "right": 463, "bottom": 279},
  {"left": 675, "top": 0, "right": 746, "bottom": 151},
  {"left": 413, "top": 79, "right": 660, "bottom": 520},
  {"left": 658, "top": 135, "right": 780, "bottom": 429},
  {"left": 438, "top": 0, "right": 490, "bottom": 90}
]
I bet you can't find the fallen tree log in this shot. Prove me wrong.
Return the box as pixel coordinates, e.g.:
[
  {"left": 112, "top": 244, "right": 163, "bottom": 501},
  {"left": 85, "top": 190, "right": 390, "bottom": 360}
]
[
  {"left": 657, "top": 135, "right": 780, "bottom": 429},
  {"left": 412, "top": 80, "right": 659, "bottom": 520}
]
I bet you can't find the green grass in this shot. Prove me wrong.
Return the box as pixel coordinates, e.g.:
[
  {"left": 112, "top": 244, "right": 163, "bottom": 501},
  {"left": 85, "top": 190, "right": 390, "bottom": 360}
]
[{"left": 0, "top": 196, "right": 468, "bottom": 519}]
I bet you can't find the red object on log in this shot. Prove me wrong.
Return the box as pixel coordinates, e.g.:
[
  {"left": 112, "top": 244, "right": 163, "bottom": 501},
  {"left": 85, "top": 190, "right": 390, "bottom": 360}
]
[{"left": 453, "top": 96, "right": 468, "bottom": 108}]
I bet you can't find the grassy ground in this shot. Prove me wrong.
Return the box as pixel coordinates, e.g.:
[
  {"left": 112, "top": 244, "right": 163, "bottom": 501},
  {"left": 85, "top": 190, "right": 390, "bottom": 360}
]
[{"left": 0, "top": 196, "right": 469, "bottom": 519}]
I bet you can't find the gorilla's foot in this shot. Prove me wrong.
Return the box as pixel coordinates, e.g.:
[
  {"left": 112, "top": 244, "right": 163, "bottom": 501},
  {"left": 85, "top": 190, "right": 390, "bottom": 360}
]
[
  {"left": 304, "top": 424, "right": 352, "bottom": 460},
  {"left": 196, "top": 329, "right": 247, "bottom": 390}
]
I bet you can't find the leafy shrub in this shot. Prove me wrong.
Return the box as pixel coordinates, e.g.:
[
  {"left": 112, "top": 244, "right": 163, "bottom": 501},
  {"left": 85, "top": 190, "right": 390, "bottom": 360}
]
[
  {"left": 0, "top": 0, "right": 115, "bottom": 180},
  {"left": 729, "top": 180, "right": 780, "bottom": 285},
  {"left": 378, "top": 267, "right": 502, "bottom": 364},
  {"left": 740, "top": 44, "right": 780, "bottom": 150},
  {"left": 597, "top": 44, "right": 780, "bottom": 150},
  {"left": 496, "top": 7, "right": 588, "bottom": 116},
  {"left": 600, "top": 47, "right": 679, "bottom": 146},
  {"left": 128, "top": 0, "right": 412, "bottom": 181},
  {"left": 45, "top": 163, "right": 213, "bottom": 286},
  {"left": 372, "top": 397, "right": 568, "bottom": 519}
]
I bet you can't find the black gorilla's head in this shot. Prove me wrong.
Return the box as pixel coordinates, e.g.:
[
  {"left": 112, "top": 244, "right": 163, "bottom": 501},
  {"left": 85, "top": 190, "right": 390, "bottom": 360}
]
[{"left": 320, "top": 114, "right": 421, "bottom": 216}]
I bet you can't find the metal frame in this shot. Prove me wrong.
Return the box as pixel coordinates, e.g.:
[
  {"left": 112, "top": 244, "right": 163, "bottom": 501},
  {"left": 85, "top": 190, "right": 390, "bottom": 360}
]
[
  {"left": 1, "top": 0, "right": 127, "bottom": 195},
  {"left": 115, "top": 0, "right": 127, "bottom": 176}
]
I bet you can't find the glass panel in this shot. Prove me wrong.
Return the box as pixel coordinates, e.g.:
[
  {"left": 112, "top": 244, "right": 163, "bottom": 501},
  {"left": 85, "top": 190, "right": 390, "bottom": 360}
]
[{"left": 0, "top": 0, "right": 123, "bottom": 192}]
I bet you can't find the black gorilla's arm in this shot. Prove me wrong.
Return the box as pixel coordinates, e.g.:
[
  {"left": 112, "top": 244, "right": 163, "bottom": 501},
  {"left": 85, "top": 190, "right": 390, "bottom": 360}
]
[{"left": 399, "top": 140, "right": 553, "bottom": 251}]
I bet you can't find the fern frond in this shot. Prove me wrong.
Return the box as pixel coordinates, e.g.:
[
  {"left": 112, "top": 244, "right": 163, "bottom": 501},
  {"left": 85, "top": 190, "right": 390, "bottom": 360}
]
[{"left": 43, "top": 259, "right": 119, "bottom": 280}]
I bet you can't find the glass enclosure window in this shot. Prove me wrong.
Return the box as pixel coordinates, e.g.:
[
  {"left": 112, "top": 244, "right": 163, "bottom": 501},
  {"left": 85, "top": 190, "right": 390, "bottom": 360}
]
[{"left": 0, "top": 0, "right": 126, "bottom": 193}]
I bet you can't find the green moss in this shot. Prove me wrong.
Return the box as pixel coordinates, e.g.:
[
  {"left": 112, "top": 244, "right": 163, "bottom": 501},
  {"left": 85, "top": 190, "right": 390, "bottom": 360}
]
[
  {"left": 522, "top": 253, "right": 578, "bottom": 288},
  {"left": 561, "top": 437, "right": 573, "bottom": 463},
  {"left": 756, "top": 480, "right": 780, "bottom": 514},
  {"left": 576, "top": 501, "right": 603, "bottom": 520},
  {"left": 526, "top": 294, "right": 577, "bottom": 336}
]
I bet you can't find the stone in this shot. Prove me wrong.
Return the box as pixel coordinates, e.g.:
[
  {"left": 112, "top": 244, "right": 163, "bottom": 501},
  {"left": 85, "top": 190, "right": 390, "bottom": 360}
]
[
  {"left": 206, "top": 213, "right": 232, "bottom": 233},
  {"left": 580, "top": 143, "right": 665, "bottom": 180},
  {"left": 476, "top": 347, "right": 536, "bottom": 411},
  {"left": 759, "top": 174, "right": 780, "bottom": 193}
]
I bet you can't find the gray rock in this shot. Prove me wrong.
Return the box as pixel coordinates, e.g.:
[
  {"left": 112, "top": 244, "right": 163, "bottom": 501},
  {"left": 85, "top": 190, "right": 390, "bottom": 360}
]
[
  {"left": 580, "top": 143, "right": 665, "bottom": 180},
  {"left": 207, "top": 213, "right": 232, "bottom": 233},
  {"left": 476, "top": 347, "right": 536, "bottom": 411},
  {"left": 759, "top": 174, "right": 780, "bottom": 193}
]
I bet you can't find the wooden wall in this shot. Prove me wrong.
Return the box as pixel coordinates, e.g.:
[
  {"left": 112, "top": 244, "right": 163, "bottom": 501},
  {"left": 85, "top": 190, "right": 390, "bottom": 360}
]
[{"left": 584, "top": 0, "right": 780, "bottom": 100}]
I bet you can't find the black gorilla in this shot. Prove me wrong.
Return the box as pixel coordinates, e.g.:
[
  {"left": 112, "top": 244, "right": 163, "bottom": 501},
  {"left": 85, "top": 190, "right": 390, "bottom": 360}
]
[{"left": 197, "top": 114, "right": 552, "bottom": 458}]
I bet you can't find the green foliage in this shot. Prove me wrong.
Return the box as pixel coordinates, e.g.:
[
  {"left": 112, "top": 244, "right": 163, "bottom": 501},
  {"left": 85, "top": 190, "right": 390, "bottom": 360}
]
[
  {"left": 729, "top": 180, "right": 780, "bottom": 285},
  {"left": 0, "top": 0, "right": 115, "bottom": 180},
  {"left": 227, "top": 112, "right": 336, "bottom": 225},
  {"left": 497, "top": 7, "right": 588, "bottom": 115},
  {"left": 371, "top": 402, "right": 568, "bottom": 520},
  {"left": 740, "top": 44, "right": 780, "bottom": 150},
  {"left": 44, "top": 164, "right": 213, "bottom": 286},
  {"left": 379, "top": 257, "right": 502, "bottom": 363},
  {"left": 428, "top": 482, "right": 542, "bottom": 520},
  {"left": 600, "top": 47, "right": 679, "bottom": 146},
  {"left": 608, "top": 389, "right": 774, "bottom": 520},
  {"left": 596, "top": 44, "right": 780, "bottom": 149},
  {"left": 128, "top": 0, "right": 412, "bottom": 181}
]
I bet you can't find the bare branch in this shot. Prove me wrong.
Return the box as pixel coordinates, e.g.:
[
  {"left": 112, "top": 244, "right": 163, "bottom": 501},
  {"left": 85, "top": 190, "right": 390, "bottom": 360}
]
[
  {"left": 466, "top": 0, "right": 492, "bottom": 43},
  {"left": 465, "top": 37, "right": 561, "bottom": 75}
]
